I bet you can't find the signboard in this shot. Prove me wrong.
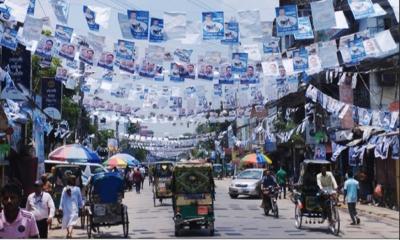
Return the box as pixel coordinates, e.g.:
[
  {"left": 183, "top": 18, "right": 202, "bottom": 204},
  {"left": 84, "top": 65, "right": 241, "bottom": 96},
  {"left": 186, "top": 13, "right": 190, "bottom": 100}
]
[
  {"left": 1, "top": 43, "right": 31, "bottom": 91},
  {"left": 41, "top": 78, "right": 62, "bottom": 120}
]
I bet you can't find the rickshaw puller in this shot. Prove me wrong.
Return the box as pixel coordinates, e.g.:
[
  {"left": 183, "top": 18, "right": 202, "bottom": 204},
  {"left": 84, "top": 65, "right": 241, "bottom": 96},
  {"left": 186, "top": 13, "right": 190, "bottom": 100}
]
[{"left": 316, "top": 166, "right": 338, "bottom": 223}]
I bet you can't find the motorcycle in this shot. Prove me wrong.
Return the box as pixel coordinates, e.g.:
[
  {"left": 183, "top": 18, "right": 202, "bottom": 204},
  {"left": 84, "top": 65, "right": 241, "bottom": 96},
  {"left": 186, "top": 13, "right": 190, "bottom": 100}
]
[{"left": 262, "top": 186, "right": 279, "bottom": 218}]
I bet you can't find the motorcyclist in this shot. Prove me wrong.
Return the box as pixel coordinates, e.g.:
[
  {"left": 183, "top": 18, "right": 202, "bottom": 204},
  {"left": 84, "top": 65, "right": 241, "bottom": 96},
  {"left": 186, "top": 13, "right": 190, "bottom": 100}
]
[
  {"left": 260, "top": 170, "right": 278, "bottom": 208},
  {"left": 316, "top": 166, "right": 338, "bottom": 222}
]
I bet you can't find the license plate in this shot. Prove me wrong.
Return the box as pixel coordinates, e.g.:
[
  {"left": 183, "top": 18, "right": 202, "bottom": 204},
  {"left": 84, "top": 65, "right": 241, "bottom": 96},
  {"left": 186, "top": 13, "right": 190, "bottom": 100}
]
[
  {"left": 159, "top": 183, "right": 166, "bottom": 187},
  {"left": 94, "top": 205, "right": 106, "bottom": 216},
  {"left": 197, "top": 206, "right": 208, "bottom": 215}
]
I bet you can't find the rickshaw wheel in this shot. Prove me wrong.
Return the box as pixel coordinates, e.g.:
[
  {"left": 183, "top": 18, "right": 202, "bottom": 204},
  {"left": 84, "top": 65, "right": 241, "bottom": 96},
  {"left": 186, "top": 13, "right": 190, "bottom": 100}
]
[
  {"left": 80, "top": 210, "right": 85, "bottom": 229},
  {"left": 329, "top": 205, "right": 340, "bottom": 236},
  {"left": 273, "top": 202, "right": 279, "bottom": 218},
  {"left": 208, "top": 221, "right": 215, "bottom": 236},
  {"left": 294, "top": 204, "right": 302, "bottom": 229},
  {"left": 86, "top": 214, "right": 92, "bottom": 238},
  {"left": 122, "top": 205, "right": 129, "bottom": 238},
  {"left": 174, "top": 225, "right": 181, "bottom": 237}
]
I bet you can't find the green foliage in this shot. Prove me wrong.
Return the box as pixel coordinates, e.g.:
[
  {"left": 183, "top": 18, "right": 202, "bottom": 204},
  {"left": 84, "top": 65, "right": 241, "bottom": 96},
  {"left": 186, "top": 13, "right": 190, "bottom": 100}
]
[
  {"left": 32, "top": 55, "right": 62, "bottom": 94},
  {"left": 93, "top": 130, "right": 115, "bottom": 148},
  {"left": 127, "top": 122, "right": 140, "bottom": 136}
]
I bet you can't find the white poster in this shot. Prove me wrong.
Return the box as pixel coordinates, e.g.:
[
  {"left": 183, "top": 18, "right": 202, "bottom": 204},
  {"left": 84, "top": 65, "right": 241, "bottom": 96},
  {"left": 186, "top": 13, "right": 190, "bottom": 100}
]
[
  {"left": 164, "top": 12, "right": 187, "bottom": 40},
  {"left": 310, "top": 0, "right": 336, "bottom": 31},
  {"left": 237, "top": 10, "right": 262, "bottom": 38}
]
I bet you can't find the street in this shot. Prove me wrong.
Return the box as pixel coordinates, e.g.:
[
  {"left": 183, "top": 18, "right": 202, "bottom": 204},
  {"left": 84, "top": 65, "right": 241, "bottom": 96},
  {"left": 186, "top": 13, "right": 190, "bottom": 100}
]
[{"left": 48, "top": 178, "right": 400, "bottom": 239}]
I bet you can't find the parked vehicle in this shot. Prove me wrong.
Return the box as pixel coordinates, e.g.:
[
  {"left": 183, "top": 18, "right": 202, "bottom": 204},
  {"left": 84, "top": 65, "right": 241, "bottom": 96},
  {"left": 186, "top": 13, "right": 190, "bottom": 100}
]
[
  {"left": 172, "top": 161, "right": 215, "bottom": 236},
  {"left": 213, "top": 164, "right": 223, "bottom": 180},
  {"left": 228, "top": 168, "right": 265, "bottom": 198},
  {"left": 152, "top": 161, "right": 174, "bottom": 206}
]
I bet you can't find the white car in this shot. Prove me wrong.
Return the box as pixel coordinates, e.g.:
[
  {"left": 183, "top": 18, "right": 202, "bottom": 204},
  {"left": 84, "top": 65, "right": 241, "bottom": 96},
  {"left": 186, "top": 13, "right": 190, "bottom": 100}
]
[{"left": 228, "top": 168, "right": 265, "bottom": 198}]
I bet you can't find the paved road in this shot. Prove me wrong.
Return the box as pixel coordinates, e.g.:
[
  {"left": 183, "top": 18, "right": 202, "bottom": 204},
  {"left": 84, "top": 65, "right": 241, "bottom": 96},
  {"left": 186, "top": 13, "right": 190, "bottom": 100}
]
[{"left": 49, "top": 178, "right": 399, "bottom": 238}]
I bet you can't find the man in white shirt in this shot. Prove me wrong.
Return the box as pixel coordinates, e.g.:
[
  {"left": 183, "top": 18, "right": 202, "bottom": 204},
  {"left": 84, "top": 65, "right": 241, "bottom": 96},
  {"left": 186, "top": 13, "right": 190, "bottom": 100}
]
[
  {"left": 317, "top": 166, "right": 338, "bottom": 193},
  {"left": 26, "top": 180, "right": 55, "bottom": 238}
]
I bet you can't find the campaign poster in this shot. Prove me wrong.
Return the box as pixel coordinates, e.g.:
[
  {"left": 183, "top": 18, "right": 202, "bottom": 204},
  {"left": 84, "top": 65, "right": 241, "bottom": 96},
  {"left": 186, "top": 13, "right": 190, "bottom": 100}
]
[
  {"left": 55, "top": 24, "right": 73, "bottom": 43},
  {"left": 219, "top": 64, "right": 235, "bottom": 84},
  {"left": 221, "top": 21, "right": 238, "bottom": 44},
  {"left": 263, "top": 37, "right": 280, "bottom": 54},
  {"left": 292, "top": 48, "right": 309, "bottom": 71},
  {"left": 310, "top": 0, "right": 336, "bottom": 31},
  {"left": 275, "top": 5, "right": 298, "bottom": 36},
  {"left": 50, "top": 0, "right": 70, "bottom": 24},
  {"left": 97, "top": 52, "right": 115, "bottom": 71},
  {"left": 348, "top": 0, "right": 375, "bottom": 20},
  {"left": 262, "top": 61, "right": 280, "bottom": 77},
  {"left": 174, "top": 48, "right": 193, "bottom": 63},
  {"left": 83, "top": 6, "right": 99, "bottom": 31},
  {"left": 182, "top": 63, "right": 196, "bottom": 79},
  {"left": 1, "top": 44, "right": 31, "bottom": 90},
  {"left": 55, "top": 67, "right": 68, "bottom": 82},
  {"left": 58, "top": 42, "right": 76, "bottom": 61},
  {"left": 127, "top": 10, "right": 149, "bottom": 40},
  {"left": 118, "top": 13, "right": 133, "bottom": 39},
  {"left": 348, "top": 38, "right": 366, "bottom": 63},
  {"left": 202, "top": 11, "right": 224, "bottom": 40},
  {"left": 0, "top": 27, "right": 18, "bottom": 51},
  {"left": 197, "top": 63, "right": 214, "bottom": 81},
  {"left": 250, "top": 85, "right": 264, "bottom": 105},
  {"left": 170, "top": 96, "right": 182, "bottom": 111},
  {"left": 318, "top": 41, "right": 339, "bottom": 68},
  {"left": 170, "top": 63, "right": 184, "bottom": 82},
  {"left": 240, "top": 63, "right": 260, "bottom": 84},
  {"left": 41, "top": 78, "right": 62, "bottom": 120},
  {"left": 149, "top": 18, "right": 164, "bottom": 42},
  {"left": 79, "top": 47, "right": 95, "bottom": 65},
  {"left": 35, "top": 36, "right": 56, "bottom": 59},
  {"left": 231, "top": 52, "right": 248, "bottom": 73},
  {"left": 27, "top": 0, "right": 35, "bottom": 15},
  {"left": 294, "top": 16, "right": 314, "bottom": 40},
  {"left": 276, "top": 77, "right": 289, "bottom": 99},
  {"left": 314, "top": 144, "right": 326, "bottom": 160},
  {"left": 213, "top": 84, "right": 222, "bottom": 97},
  {"left": 138, "top": 59, "right": 157, "bottom": 79}
]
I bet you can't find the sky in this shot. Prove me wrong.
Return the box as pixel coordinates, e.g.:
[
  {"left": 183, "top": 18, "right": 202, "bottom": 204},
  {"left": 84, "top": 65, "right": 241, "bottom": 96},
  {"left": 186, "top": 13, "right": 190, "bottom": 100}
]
[{"left": 32, "top": 0, "right": 279, "bottom": 137}]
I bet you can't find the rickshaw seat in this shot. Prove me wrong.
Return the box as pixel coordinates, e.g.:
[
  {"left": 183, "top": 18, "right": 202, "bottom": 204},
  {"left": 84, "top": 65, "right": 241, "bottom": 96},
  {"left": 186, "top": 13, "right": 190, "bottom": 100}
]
[{"left": 92, "top": 172, "right": 124, "bottom": 204}]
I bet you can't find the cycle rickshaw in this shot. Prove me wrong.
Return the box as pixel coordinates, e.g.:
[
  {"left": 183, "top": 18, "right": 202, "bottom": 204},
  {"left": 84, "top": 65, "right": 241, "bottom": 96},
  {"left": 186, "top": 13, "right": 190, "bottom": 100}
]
[
  {"left": 172, "top": 161, "right": 215, "bottom": 236},
  {"left": 85, "top": 172, "right": 129, "bottom": 238},
  {"left": 152, "top": 161, "right": 174, "bottom": 207},
  {"left": 292, "top": 160, "right": 340, "bottom": 235}
]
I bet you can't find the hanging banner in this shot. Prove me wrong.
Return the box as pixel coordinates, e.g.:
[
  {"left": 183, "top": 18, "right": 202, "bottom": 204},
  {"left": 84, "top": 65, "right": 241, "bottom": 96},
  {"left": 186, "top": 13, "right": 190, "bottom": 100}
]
[
  {"left": 27, "top": 0, "right": 35, "bottom": 15},
  {"left": 83, "top": 5, "right": 100, "bottom": 31},
  {"left": 41, "top": 78, "right": 62, "bottom": 120},
  {"left": 221, "top": 21, "right": 238, "bottom": 44},
  {"left": 314, "top": 144, "right": 327, "bottom": 160},
  {"left": 339, "top": 76, "right": 354, "bottom": 129},
  {"left": 311, "top": 0, "right": 336, "bottom": 31},
  {"left": 292, "top": 48, "right": 309, "bottom": 71},
  {"left": 164, "top": 12, "right": 187, "bottom": 40},
  {"left": 127, "top": 10, "right": 149, "bottom": 40},
  {"left": 275, "top": 5, "right": 298, "bottom": 36},
  {"left": 294, "top": 16, "right": 314, "bottom": 40},
  {"left": 231, "top": 52, "right": 248, "bottom": 73},
  {"left": 1, "top": 44, "right": 31, "bottom": 91},
  {"left": 149, "top": 17, "right": 164, "bottom": 42},
  {"left": 55, "top": 24, "right": 73, "bottom": 43},
  {"left": 202, "top": 11, "right": 224, "bottom": 40},
  {"left": 219, "top": 64, "right": 234, "bottom": 84},
  {"left": 50, "top": 0, "right": 70, "bottom": 24},
  {"left": 237, "top": 10, "right": 262, "bottom": 38},
  {"left": 97, "top": 52, "right": 115, "bottom": 71},
  {"left": 58, "top": 42, "right": 76, "bottom": 61},
  {"left": 118, "top": 13, "right": 133, "bottom": 39},
  {"left": 21, "top": 15, "right": 43, "bottom": 44},
  {"left": 348, "top": 0, "right": 375, "bottom": 20},
  {"left": 348, "top": 37, "right": 366, "bottom": 63},
  {"left": 1, "top": 27, "right": 18, "bottom": 51}
]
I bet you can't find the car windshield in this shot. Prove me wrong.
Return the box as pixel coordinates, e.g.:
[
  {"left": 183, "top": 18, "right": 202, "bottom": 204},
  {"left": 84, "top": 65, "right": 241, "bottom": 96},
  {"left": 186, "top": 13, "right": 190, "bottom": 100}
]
[{"left": 237, "top": 170, "right": 262, "bottom": 179}]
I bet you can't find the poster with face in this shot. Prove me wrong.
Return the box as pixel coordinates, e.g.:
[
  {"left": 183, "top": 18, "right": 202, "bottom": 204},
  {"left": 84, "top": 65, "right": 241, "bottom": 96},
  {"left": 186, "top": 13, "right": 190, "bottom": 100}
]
[
  {"left": 276, "top": 77, "right": 289, "bottom": 99},
  {"left": 275, "top": 5, "right": 298, "bottom": 36},
  {"left": 307, "top": 54, "right": 322, "bottom": 74},
  {"left": 240, "top": 63, "right": 260, "bottom": 84},
  {"left": 55, "top": 67, "right": 68, "bottom": 82},
  {"left": 197, "top": 56, "right": 214, "bottom": 81},
  {"left": 58, "top": 42, "right": 76, "bottom": 61},
  {"left": 149, "top": 18, "right": 164, "bottom": 42},
  {"left": 250, "top": 85, "right": 264, "bottom": 105},
  {"left": 348, "top": 0, "right": 375, "bottom": 20},
  {"left": 292, "top": 48, "right": 309, "bottom": 71},
  {"left": 202, "top": 11, "right": 224, "bottom": 40},
  {"left": 170, "top": 63, "right": 184, "bottom": 82},
  {"left": 0, "top": 27, "right": 18, "bottom": 51},
  {"left": 79, "top": 46, "right": 95, "bottom": 65},
  {"left": 127, "top": 10, "right": 149, "bottom": 40},
  {"left": 97, "top": 52, "right": 115, "bottom": 71},
  {"left": 214, "top": 84, "right": 222, "bottom": 97},
  {"left": 50, "top": 0, "right": 70, "bottom": 24},
  {"left": 262, "top": 61, "right": 279, "bottom": 77},
  {"left": 221, "top": 21, "right": 238, "bottom": 44},
  {"left": 83, "top": 6, "right": 99, "bottom": 31},
  {"left": 314, "top": 144, "right": 326, "bottom": 160},
  {"left": 294, "top": 16, "right": 314, "bottom": 40},
  {"left": 231, "top": 52, "right": 248, "bottom": 73},
  {"left": 138, "top": 59, "right": 157, "bottom": 78},
  {"left": 219, "top": 64, "right": 235, "bottom": 84},
  {"left": 35, "top": 36, "right": 55, "bottom": 59},
  {"left": 115, "top": 39, "right": 134, "bottom": 62},
  {"left": 182, "top": 63, "right": 196, "bottom": 79},
  {"left": 55, "top": 24, "right": 73, "bottom": 43},
  {"left": 363, "top": 38, "right": 380, "bottom": 57},
  {"left": 348, "top": 37, "right": 366, "bottom": 63},
  {"left": 263, "top": 37, "right": 280, "bottom": 56}
]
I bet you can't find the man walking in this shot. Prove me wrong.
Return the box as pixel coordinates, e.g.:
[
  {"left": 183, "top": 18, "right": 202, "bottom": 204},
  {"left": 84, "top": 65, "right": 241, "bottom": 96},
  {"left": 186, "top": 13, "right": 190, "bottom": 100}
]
[
  {"left": 276, "top": 167, "right": 287, "bottom": 199},
  {"left": 343, "top": 170, "right": 361, "bottom": 225},
  {"left": 26, "top": 180, "right": 55, "bottom": 238}
]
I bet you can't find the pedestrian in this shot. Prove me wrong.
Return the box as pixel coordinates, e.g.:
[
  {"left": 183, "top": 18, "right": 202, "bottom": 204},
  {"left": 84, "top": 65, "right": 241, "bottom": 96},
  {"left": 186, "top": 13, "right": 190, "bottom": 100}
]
[
  {"left": 139, "top": 165, "right": 146, "bottom": 189},
  {"left": 40, "top": 174, "right": 52, "bottom": 193},
  {"left": 26, "top": 180, "right": 55, "bottom": 238},
  {"left": 0, "top": 183, "right": 39, "bottom": 238},
  {"left": 128, "top": 169, "right": 134, "bottom": 191},
  {"left": 59, "top": 175, "right": 83, "bottom": 238},
  {"left": 276, "top": 166, "right": 287, "bottom": 199},
  {"left": 133, "top": 168, "right": 143, "bottom": 194},
  {"left": 343, "top": 170, "right": 361, "bottom": 225}
]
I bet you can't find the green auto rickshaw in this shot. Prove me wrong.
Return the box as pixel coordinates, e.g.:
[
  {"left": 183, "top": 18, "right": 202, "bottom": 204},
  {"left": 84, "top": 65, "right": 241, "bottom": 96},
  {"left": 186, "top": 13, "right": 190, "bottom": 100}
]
[{"left": 172, "top": 161, "right": 215, "bottom": 236}]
